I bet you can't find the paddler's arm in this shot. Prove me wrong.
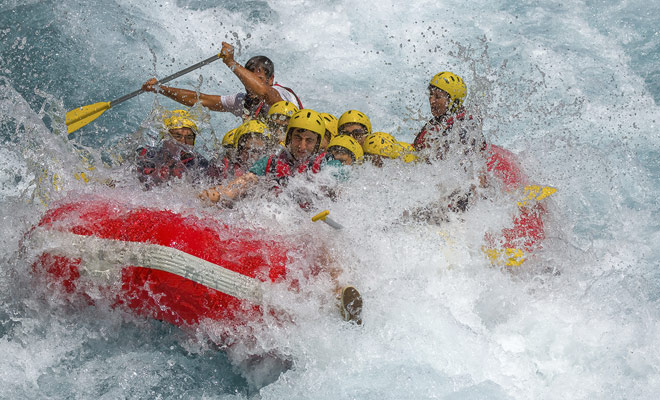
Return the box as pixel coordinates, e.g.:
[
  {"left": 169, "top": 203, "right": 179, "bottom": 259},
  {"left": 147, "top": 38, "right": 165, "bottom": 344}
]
[
  {"left": 141, "top": 78, "right": 226, "bottom": 112},
  {"left": 221, "top": 42, "right": 283, "bottom": 106},
  {"left": 199, "top": 172, "right": 259, "bottom": 203}
]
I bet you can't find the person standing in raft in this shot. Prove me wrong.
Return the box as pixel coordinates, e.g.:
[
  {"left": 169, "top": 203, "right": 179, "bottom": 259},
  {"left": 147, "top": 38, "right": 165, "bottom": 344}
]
[
  {"left": 135, "top": 109, "right": 212, "bottom": 189},
  {"left": 141, "top": 42, "right": 303, "bottom": 123}
]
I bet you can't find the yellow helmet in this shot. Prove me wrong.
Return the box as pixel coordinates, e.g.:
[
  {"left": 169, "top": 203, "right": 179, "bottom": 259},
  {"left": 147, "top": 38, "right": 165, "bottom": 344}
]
[
  {"left": 234, "top": 120, "right": 268, "bottom": 148},
  {"left": 222, "top": 128, "right": 238, "bottom": 148},
  {"left": 327, "top": 135, "right": 364, "bottom": 162},
  {"left": 398, "top": 141, "right": 415, "bottom": 152},
  {"left": 363, "top": 132, "right": 400, "bottom": 159},
  {"left": 429, "top": 72, "right": 467, "bottom": 111},
  {"left": 338, "top": 110, "right": 372, "bottom": 135},
  {"left": 267, "top": 100, "right": 299, "bottom": 119},
  {"left": 397, "top": 141, "right": 418, "bottom": 163},
  {"left": 286, "top": 109, "right": 326, "bottom": 151},
  {"left": 163, "top": 109, "right": 198, "bottom": 133},
  {"left": 320, "top": 113, "right": 339, "bottom": 141}
]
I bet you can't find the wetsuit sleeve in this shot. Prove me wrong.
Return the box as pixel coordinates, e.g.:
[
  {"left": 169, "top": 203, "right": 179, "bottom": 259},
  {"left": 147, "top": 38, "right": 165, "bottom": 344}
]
[
  {"left": 220, "top": 93, "right": 247, "bottom": 118},
  {"left": 248, "top": 155, "right": 270, "bottom": 176}
]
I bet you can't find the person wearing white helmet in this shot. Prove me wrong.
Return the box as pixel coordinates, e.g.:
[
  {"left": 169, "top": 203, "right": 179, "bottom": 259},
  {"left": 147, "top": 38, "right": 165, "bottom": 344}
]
[{"left": 142, "top": 42, "right": 303, "bottom": 123}]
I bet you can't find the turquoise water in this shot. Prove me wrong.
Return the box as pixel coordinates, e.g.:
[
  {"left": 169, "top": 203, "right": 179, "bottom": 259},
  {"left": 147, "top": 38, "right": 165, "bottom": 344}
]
[{"left": 1, "top": 0, "right": 659, "bottom": 398}]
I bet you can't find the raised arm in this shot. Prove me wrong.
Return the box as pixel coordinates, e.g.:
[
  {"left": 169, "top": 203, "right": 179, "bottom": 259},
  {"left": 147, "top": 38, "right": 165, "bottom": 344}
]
[
  {"left": 142, "top": 78, "right": 226, "bottom": 112},
  {"left": 220, "top": 42, "right": 283, "bottom": 106}
]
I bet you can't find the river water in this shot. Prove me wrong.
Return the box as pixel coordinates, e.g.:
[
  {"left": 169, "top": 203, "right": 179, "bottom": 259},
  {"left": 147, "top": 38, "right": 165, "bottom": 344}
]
[{"left": 1, "top": 0, "right": 659, "bottom": 398}]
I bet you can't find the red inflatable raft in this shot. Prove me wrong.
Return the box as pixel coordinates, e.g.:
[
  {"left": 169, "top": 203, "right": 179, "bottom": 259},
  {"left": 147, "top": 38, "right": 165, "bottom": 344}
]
[
  {"left": 29, "top": 196, "right": 290, "bottom": 326},
  {"left": 484, "top": 144, "right": 555, "bottom": 266}
]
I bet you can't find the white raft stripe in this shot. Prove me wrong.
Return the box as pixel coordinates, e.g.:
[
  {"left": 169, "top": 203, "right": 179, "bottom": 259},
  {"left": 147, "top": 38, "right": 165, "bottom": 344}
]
[{"left": 29, "top": 228, "right": 264, "bottom": 304}]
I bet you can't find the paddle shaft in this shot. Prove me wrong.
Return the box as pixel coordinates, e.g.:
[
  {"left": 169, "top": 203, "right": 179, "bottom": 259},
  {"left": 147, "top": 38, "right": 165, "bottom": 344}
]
[
  {"left": 109, "top": 52, "right": 223, "bottom": 108},
  {"left": 312, "top": 210, "right": 344, "bottom": 230}
]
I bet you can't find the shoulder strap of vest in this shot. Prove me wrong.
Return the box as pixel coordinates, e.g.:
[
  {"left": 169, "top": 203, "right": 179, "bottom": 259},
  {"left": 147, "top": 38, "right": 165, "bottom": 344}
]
[
  {"left": 445, "top": 111, "right": 468, "bottom": 127},
  {"left": 266, "top": 154, "right": 276, "bottom": 175},
  {"left": 274, "top": 83, "right": 303, "bottom": 109},
  {"left": 310, "top": 152, "right": 327, "bottom": 173},
  {"left": 252, "top": 100, "right": 266, "bottom": 120},
  {"left": 413, "top": 124, "right": 431, "bottom": 151}
]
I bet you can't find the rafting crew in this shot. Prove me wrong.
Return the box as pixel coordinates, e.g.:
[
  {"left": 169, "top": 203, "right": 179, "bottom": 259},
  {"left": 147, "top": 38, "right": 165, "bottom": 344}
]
[
  {"left": 141, "top": 42, "right": 302, "bottom": 123},
  {"left": 199, "top": 109, "right": 343, "bottom": 205},
  {"left": 137, "top": 67, "right": 494, "bottom": 326}
]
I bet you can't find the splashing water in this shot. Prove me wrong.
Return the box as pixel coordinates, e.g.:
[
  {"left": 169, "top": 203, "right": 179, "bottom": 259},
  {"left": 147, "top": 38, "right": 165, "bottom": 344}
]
[{"left": 1, "top": 0, "right": 659, "bottom": 398}]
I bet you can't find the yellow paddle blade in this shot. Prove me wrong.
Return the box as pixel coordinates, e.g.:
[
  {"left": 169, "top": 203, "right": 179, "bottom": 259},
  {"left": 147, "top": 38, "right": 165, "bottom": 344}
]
[{"left": 66, "top": 101, "right": 111, "bottom": 134}]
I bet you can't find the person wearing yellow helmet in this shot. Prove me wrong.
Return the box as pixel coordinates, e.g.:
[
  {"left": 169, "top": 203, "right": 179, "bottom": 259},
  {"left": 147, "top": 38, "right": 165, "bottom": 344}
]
[
  {"left": 162, "top": 109, "right": 198, "bottom": 145},
  {"left": 222, "top": 127, "right": 238, "bottom": 150},
  {"left": 362, "top": 132, "right": 402, "bottom": 167},
  {"left": 233, "top": 120, "right": 277, "bottom": 172},
  {"left": 319, "top": 113, "right": 339, "bottom": 151},
  {"left": 412, "top": 71, "right": 486, "bottom": 160},
  {"left": 142, "top": 42, "right": 303, "bottom": 123},
  {"left": 266, "top": 100, "right": 299, "bottom": 145},
  {"left": 337, "top": 110, "right": 372, "bottom": 146},
  {"left": 200, "top": 111, "right": 362, "bottom": 324},
  {"left": 135, "top": 109, "right": 212, "bottom": 189},
  {"left": 219, "top": 127, "right": 238, "bottom": 165},
  {"left": 326, "top": 135, "right": 363, "bottom": 166}
]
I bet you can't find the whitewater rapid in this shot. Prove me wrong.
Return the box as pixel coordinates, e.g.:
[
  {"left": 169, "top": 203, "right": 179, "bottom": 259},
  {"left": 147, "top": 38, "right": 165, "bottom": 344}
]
[{"left": 2, "top": 0, "right": 660, "bottom": 398}]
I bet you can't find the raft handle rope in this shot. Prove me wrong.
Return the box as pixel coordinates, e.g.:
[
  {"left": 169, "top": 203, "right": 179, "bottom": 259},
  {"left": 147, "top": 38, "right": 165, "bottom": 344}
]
[{"left": 28, "top": 228, "right": 263, "bottom": 304}]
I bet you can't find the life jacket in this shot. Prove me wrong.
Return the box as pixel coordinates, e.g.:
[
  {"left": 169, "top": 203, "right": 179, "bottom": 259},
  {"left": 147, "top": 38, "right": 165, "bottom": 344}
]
[
  {"left": 136, "top": 146, "right": 207, "bottom": 187},
  {"left": 484, "top": 145, "right": 548, "bottom": 252},
  {"left": 413, "top": 111, "right": 469, "bottom": 151},
  {"left": 262, "top": 151, "right": 330, "bottom": 209},
  {"left": 265, "top": 151, "right": 328, "bottom": 181}
]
